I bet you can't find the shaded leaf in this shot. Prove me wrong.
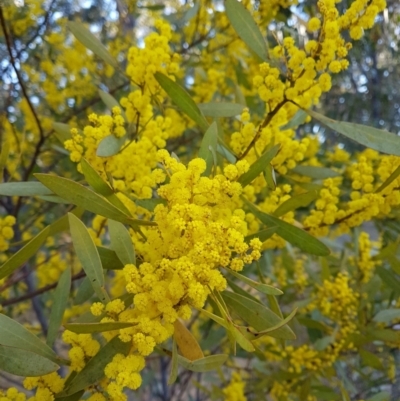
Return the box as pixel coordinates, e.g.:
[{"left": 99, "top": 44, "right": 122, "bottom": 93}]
[
  {"left": 377, "top": 266, "right": 400, "bottom": 293},
  {"left": 0, "top": 345, "right": 59, "bottom": 377},
  {"left": 375, "top": 165, "right": 400, "bottom": 193},
  {"left": 198, "top": 102, "right": 245, "bottom": 118},
  {"left": 221, "top": 291, "right": 295, "bottom": 340},
  {"left": 178, "top": 354, "right": 228, "bottom": 372},
  {"left": 74, "top": 277, "right": 95, "bottom": 305},
  {"left": 0, "top": 314, "right": 58, "bottom": 364},
  {"left": 360, "top": 349, "right": 384, "bottom": 370},
  {"left": 52, "top": 122, "right": 72, "bottom": 143},
  {"left": 98, "top": 89, "right": 127, "bottom": 120},
  {"left": 154, "top": 72, "right": 209, "bottom": 132},
  {"left": 97, "top": 246, "right": 124, "bottom": 270},
  {"left": 366, "top": 329, "right": 400, "bottom": 343},
  {"left": 198, "top": 122, "right": 218, "bottom": 176},
  {"left": 136, "top": 198, "right": 167, "bottom": 212},
  {"left": 292, "top": 165, "right": 340, "bottom": 179},
  {"left": 64, "top": 321, "right": 137, "bottom": 334},
  {"left": 244, "top": 226, "right": 277, "bottom": 243},
  {"left": 0, "top": 140, "right": 10, "bottom": 177},
  {"left": 280, "top": 110, "right": 308, "bottom": 130},
  {"left": 238, "top": 145, "right": 280, "bottom": 187},
  {"left": 225, "top": 268, "right": 283, "bottom": 295},
  {"left": 263, "top": 163, "right": 276, "bottom": 191},
  {"left": 67, "top": 21, "right": 117, "bottom": 68},
  {"left": 56, "top": 391, "right": 85, "bottom": 401},
  {"left": 0, "top": 226, "right": 50, "bottom": 281},
  {"left": 306, "top": 109, "right": 400, "bottom": 156},
  {"left": 373, "top": 309, "right": 400, "bottom": 323},
  {"left": 244, "top": 198, "right": 330, "bottom": 256},
  {"left": 35, "top": 174, "right": 154, "bottom": 228},
  {"left": 61, "top": 336, "right": 131, "bottom": 396},
  {"left": 68, "top": 213, "right": 110, "bottom": 304},
  {"left": 225, "top": 0, "right": 268, "bottom": 61},
  {"left": 47, "top": 267, "right": 71, "bottom": 347},
  {"left": 108, "top": 220, "right": 136, "bottom": 266},
  {"left": 96, "top": 135, "right": 126, "bottom": 157},
  {"left": 273, "top": 191, "right": 319, "bottom": 217},
  {"left": 168, "top": 340, "right": 179, "bottom": 385},
  {"left": 174, "top": 319, "right": 204, "bottom": 361}
]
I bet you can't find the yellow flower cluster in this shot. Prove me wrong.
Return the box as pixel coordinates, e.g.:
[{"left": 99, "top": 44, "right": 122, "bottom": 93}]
[
  {"left": 62, "top": 330, "right": 100, "bottom": 372},
  {"left": 23, "top": 373, "right": 64, "bottom": 401},
  {"left": 356, "top": 232, "right": 380, "bottom": 283},
  {"left": 0, "top": 215, "right": 16, "bottom": 252},
  {"left": 0, "top": 388, "right": 26, "bottom": 401},
  {"left": 284, "top": 344, "right": 322, "bottom": 374},
  {"left": 36, "top": 251, "right": 69, "bottom": 286},
  {"left": 222, "top": 372, "right": 247, "bottom": 401}
]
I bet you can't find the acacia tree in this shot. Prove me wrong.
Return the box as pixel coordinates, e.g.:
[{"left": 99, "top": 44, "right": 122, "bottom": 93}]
[{"left": 0, "top": 0, "right": 399, "bottom": 400}]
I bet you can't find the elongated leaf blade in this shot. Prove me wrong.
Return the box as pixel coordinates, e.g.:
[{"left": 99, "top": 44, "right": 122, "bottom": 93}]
[
  {"left": 251, "top": 308, "right": 298, "bottom": 338},
  {"left": 108, "top": 220, "right": 136, "bottom": 266},
  {"left": 61, "top": 336, "right": 131, "bottom": 396},
  {"left": 67, "top": 21, "right": 117, "bottom": 68},
  {"left": 0, "top": 345, "right": 59, "bottom": 377},
  {"left": 68, "top": 213, "right": 109, "bottom": 304},
  {"left": 373, "top": 309, "right": 400, "bottom": 323},
  {"left": 168, "top": 340, "right": 179, "bottom": 385},
  {"left": 98, "top": 89, "right": 127, "bottom": 120},
  {"left": 64, "top": 321, "right": 137, "bottom": 334},
  {"left": 0, "top": 226, "right": 50, "bottom": 281},
  {"left": 198, "top": 102, "right": 245, "bottom": 118},
  {"left": 52, "top": 122, "right": 72, "bottom": 143},
  {"left": 244, "top": 198, "right": 330, "bottom": 256},
  {"left": 375, "top": 165, "right": 400, "bottom": 193},
  {"left": 0, "top": 314, "right": 58, "bottom": 364},
  {"left": 238, "top": 145, "right": 280, "bottom": 187},
  {"left": 174, "top": 319, "right": 204, "bottom": 361},
  {"left": 178, "top": 354, "right": 228, "bottom": 372},
  {"left": 97, "top": 246, "right": 124, "bottom": 270},
  {"left": 244, "top": 227, "right": 277, "bottom": 243},
  {"left": 56, "top": 391, "right": 85, "bottom": 401},
  {"left": 221, "top": 291, "right": 296, "bottom": 340},
  {"left": 74, "top": 276, "right": 95, "bottom": 305},
  {"left": 35, "top": 174, "right": 154, "bottom": 227},
  {"left": 154, "top": 72, "right": 209, "bottom": 132},
  {"left": 280, "top": 110, "right": 308, "bottom": 130},
  {"left": 47, "top": 267, "right": 71, "bottom": 347},
  {"left": 225, "top": 269, "right": 282, "bottom": 295},
  {"left": 0, "top": 141, "right": 10, "bottom": 177},
  {"left": 292, "top": 165, "right": 340, "bottom": 179},
  {"left": 198, "top": 122, "right": 218, "bottom": 176},
  {"left": 225, "top": 0, "right": 268, "bottom": 61},
  {"left": 0, "top": 181, "right": 53, "bottom": 196},
  {"left": 273, "top": 191, "right": 319, "bottom": 217},
  {"left": 96, "top": 135, "right": 126, "bottom": 157},
  {"left": 306, "top": 109, "right": 400, "bottom": 156}
]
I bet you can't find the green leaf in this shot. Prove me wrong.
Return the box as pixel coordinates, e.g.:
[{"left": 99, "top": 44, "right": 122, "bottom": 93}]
[
  {"left": 238, "top": 145, "right": 280, "bottom": 187},
  {"left": 96, "top": 135, "right": 126, "bottom": 157},
  {"left": 174, "top": 319, "right": 204, "bottom": 361},
  {"left": 60, "top": 336, "right": 131, "bottom": 396},
  {"left": 0, "top": 345, "right": 59, "bottom": 377},
  {"left": 108, "top": 220, "right": 136, "bottom": 266},
  {"left": 135, "top": 198, "right": 167, "bottom": 212},
  {"left": 225, "top": 268, "right": 283, "bottom": 295},
  {"left": 56, "top": 391, "right": 85, "bottom": 401},
  {"left": 74, "top": 277, "right": 95, "bottom": 305},
  {"left": 306, "top": 109, "right": 400, "bottom": 156},
  {"left": 0, "top": 314, "right": 58, "bottom": 364},
  {"left": 198, "top": 122, "right": 218, "bottom": 176},
  {"left": 97, "top": 246, "right": 124, "bottom": 270},
  {"left": 67, "top": 21, "right": 117, "bottom": 68},
  {"left": 227, "top": 278, "right": 261, "bottom": 304},
  {"left": 0, "top": 181, "right": 53, "bottom": 196},
  {"left": 64, "top": 321, "right": 137, "bottom": 334},
  {"left": 198, "top": 102, "right": 245, "bottom": 118},
  {"left": 292, "top": 165, "right": 340, "bottom": 179},
  {"left": 177, "top": 354, "right": 228, "bottom": 372},
  {"left": 366, "top": 329, "right": 400, "bottom": 343},
  {"left": 154, "top": 72, "right": 209, "bottom": 132},
  {"left": 68, "top": 213, "right": 110, "bottom": 304},
  {"left": 280, "top": 110, "right": 308, "bottom": 130},
  {"left": 35, "top": 174, "right": 154, "bottom": 228},
  {"left": 373, "top": 309, "right": 400, "bottom": 323},
  {"left": 47, "top": 267, "right": 71, "bottom": 347},
  {"left": 377, "top": 266, "right": 400, "bottom": 293},
  {"left": 0, "top": 226, "right": 50, "bottom": 281},
  {"left": 183, "top": 1, "right": 200, "bottom": 22},
  {"left": 168, "top": 339, "right": 179, "bottom": 385},
  {"left": 221, "top": 291, "right": 296, "bottom": 340},
  {"left": 52, "top": 122, "right": 72, "bottom": 143},
  {"left": 273, "top": 191, "right": 319, "bottom": 217},
  {"left": 98, "top": 89, "right": 127, "bottom": 120},
  {"left": 244, "top": 198, "right": 330, "bottom": 256},
  {"left": 225, "top": 0, "right": 268, "bottom": 61},
  {"left": 0, "top": 140, "right": 10, "bottom": 177},
  {"left": 375, "top": 165, "right": 400, "bottom": 193},
  {"left": 263, "top": 163, "right": 276, "bottom": 191},
  {"left": 359, "top": 349, "right": 384, "bottom": 370},
  {"left": 366, "top": 392, "right": 391, "bottom": 401},
  {"left": 80, "top": 158, "right": 131, "bottom": 215},
  {"left": 244, "top": 227, "right": 277, "bottom": 243}
]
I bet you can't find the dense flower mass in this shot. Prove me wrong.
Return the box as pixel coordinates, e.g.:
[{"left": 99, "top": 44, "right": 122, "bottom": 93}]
[{"left": 1, "top": 0, "right": 399, "bottom": 400}]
